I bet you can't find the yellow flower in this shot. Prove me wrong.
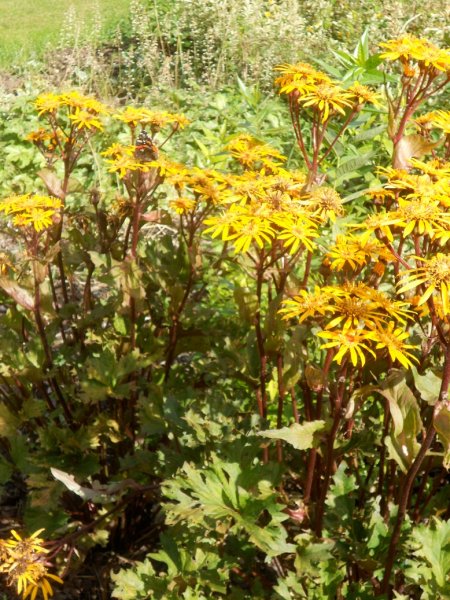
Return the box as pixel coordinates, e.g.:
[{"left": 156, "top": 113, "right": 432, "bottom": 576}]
[
  {"left": 366, "top": 322, "right": 418, "bottom": 368},
  {"left": 203, "top": 205, "right": 247, "bottom": 240},
  {"left": 226, "top": 134, "right": 286, "bottom": 171},
  {"left": 394, "top": 197, "right": 450, "bottom": 237},
  {"left": 113, "top": 107, "right": 189, "bottom": 130},
  {"left": 170, "top": 197, "right": 197, "bottom": 214},
  {"left": 325, "top": 293, "right": 385, "bottom": 332},
  {"left": 105, "top": 155, "right": 150, "bottom": 178},
  {"left": 279, "top": 286, "right": 334, "bottom": 322},
  {"left": 300, "top": 82, "right": 354, "bottom": 122},
  {"left": 101, "top": 143, "right": 134, "bottom": 159},
  {"left": 60, "top": 91, "right": 110, "bottom": 114},
  {"left": 0, "top": 529, "right": 63, "bottom": 600},
  {"left": 354, "top": 212, "right": 401, "bottom": 244},
  {"left": 380, "top": 35, "right": 450, "bottom": 72},
  {"left": 398, "top": 253, "right": 450, "bottom": 315},
  {"left": 426, "top": 110, "right": 450, "bottom": 134},
  {"left": 34, "top": 91, "right": 110, "bottom": 117},
  {"left": 34, "top": 93, "right": 63, "bottom": 115},
  {"left": 275, "top": 62, "right": 330, "bottom": 92},
  {"left": 0, "top": 195, "right": 62, "bottom": 232},
  {"left": 317, "top": 328, "right": 376, "bottom": 367},
  {"left": 326, "top": 235, "right": 369, "bottom": 271},
  {"left": 68, "top": 108, "right": 104, "bottom": 131},
  {"left": 185, "top": 168, "right": 227, "bottom": 204},
  {"left": 347, "top": 82, "right": 382, "bottom": 107},
  {"left": 276, "top": 217, "right": 319, "bottom": 253},
  {"left": 227, "top": 216, "right": 276, "bottom": 253},
  {"left": 303, "top": 186, "right": 344, "bottom": 222}
]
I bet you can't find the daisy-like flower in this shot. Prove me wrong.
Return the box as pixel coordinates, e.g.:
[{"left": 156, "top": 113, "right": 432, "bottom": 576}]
[
  {"left": 34, "top": 93, "right": 63, "bottom": 116},
  {"left": 299, "top": 82, "right": 354, "bottom": 122},
  {"left": 68, "top": 108, "right": 104, "bottom": 131},
  {"left": 347, "top": 82, "right": 382, "bottom": 107},
  {"left": 275, "top": 62, "right": 330, "bottom": 93},
  {"left": 302, "top": 186, "right": 344, "bottom": 222},
  {"left": 398, "top": 252, "right": 450, "bottom": 315},
  {"left": 0, "top": 195, "right": 62, "bottom": 233},
  {"left": 104, "top": 154, "right": 150, "bottom": 178},
  {"left": 0, "top": 529, "right": 63, "bottom": 600},
  {"left": 61, "top": 91, "right": 110, "bottom": 114},
  {"left": 394, "top": 197, "right": 450, "bottom": 237},
  {"left": 366, "top": 321, "right": 418, "bottom": 368},
  {"left": 426, "top": 110, "right": 450, "bottom": 134},
  {"left": 279, "top": 286, "right": 334, "bottom": 322},
  {"left": 101, "top": 143, "right": 134, "bottom": 159},
  {"left": 317, "top": 328, "right": 376, "bottom": 367},
  {"left": 34, "top": 92, "right": 110, "bottom": 117},
  {"left": 276, "top": 217, "right": 319, "bottom": 253},
  {"left": 169, "top": 197, "right": 197, "bottom": 214},
  {"left": 380, "top": 34, "right": 450, "bottom": 72},
  {"left": 326, "top": 235, "right": 370, "bottom": 272},
  {"left": 203, "top": 205, "right": 248, "bottom": 240},
  {"left": 359, "top": 285, "right": 412, "bottom": 324},
  {"left": 353, "top": 211, "right": 402, "bottom": 244},
  {"left": 325, "top": 293, "right": 385, "bottom": 332},
  {"left": 113, "top": 106, "right": 189, "bottom": 130},
  {"left": 186, "top": 168, "right": 227, "bottom": 204},
  {"left": 227, "top": 215, "right": 276, "bottom": 253},
  {"left": 226, "top": 134, "right": 286, "bottom": 171}
]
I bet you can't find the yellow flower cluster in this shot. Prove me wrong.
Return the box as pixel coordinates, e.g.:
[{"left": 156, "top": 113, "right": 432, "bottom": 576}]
[
  {"left": 113, "top": 106, "right": 189, "bottom": 130},
  {"left": 102, "top": 143, "right": 185, "bottom": 180},
  {"left": 380, "top": 34, "right": 450, "bottom": 73},
  {"left": 275, "top": 63, "right": 379, "bottom": 122},
  {"left": 198, "top": 136, "right": 348, "bottom": 254},
  {"left": 34, "top": 91, "right": 110, "bottom": 132},
  {"left": 280, "top": 283, "right": 416, "bottom": 368},
  {"left": 0, "top": 194, "right": 62, "bottom": 232},
  {"left": 326, "top": 234, "right": 391, "bottom": 272},
  {"left": 226, "top": 134, "right": 286, "bottom": 172},
  {"left": 0, "top": 529, "right": 63, "bottom": 600}
]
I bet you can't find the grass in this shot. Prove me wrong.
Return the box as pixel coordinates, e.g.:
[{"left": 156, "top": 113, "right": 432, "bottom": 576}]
[{"left": 0, "top": 0, "right": 131, "bottom": 68}]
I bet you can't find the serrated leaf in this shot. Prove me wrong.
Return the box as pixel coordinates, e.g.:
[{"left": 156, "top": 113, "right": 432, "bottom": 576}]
[
  {"left": 407, "top": 518, "right": 450, "bottom": 592},
  {"left": 163, "top": 455, "right": 293, "bottom": 557}
]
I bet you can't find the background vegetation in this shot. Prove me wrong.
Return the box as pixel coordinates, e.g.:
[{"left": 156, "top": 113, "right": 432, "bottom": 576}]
[{"left": 0, "top": 2, "right": 449, "bottom": 600}]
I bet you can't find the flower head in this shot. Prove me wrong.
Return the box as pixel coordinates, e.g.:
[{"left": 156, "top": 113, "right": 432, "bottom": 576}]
[
  {"left": 398, "top": 253, "right": 450, "bottom": 315},
  {"left": 0, "top": 195, "right": 62, "bottom": 232},
  {"left": 0, "top": 529, "right": 63, "bottom": 600}
]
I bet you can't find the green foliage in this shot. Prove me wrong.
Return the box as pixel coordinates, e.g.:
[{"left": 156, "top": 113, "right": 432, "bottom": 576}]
[
  {"left": 404, "top": 518, "right": 450, "bottom": 598},
  {"left": 1, "top": 26, "right": 450, "bottom": 600}
]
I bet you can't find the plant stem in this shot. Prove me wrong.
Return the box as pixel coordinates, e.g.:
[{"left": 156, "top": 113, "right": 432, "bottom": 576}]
[
  {"left": 315, "top": 361, "right": 348, "bottom": 536},
  {"left": 379, "top": 337, "right": 450, "bottom": 595},
  {"left": 276, "top": 353, "right": 285, "bottom": 463}
]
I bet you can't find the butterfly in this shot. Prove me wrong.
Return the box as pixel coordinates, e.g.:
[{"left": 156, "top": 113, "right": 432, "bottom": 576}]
[{"left": 134, "top": 130, "right": 158, "bottom": 161}]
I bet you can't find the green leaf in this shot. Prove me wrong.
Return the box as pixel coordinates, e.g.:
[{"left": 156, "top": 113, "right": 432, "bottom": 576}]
[
  {"left": 405, "top": 518, "right": 450, "bottom": 595},
  {"left": 375, "top": 371, "right": 422, "bottom": 472},
  {"left": 434, "top": 404, "right": 450, "bottom": 469},
  {"left": 411, "top": 366, "right": 443, "bottom": 405},
  {"left": 333, "top": 152, "right": 375, "bottom": 185},
  {"left": 257, "top": 421, "right": 326, "bottom": 450},
  {"left": 163, "top": 455, "right": 294, "bottom": 557}
]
